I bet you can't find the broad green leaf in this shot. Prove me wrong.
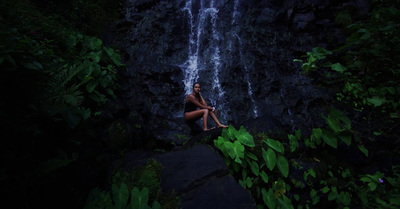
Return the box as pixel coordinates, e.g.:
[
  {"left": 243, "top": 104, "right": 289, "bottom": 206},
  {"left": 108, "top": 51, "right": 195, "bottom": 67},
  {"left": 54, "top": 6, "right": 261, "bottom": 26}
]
[
  {"left": 263, "top": 138, "right": 284, "bottom": 154},
  {"left": 339, "top": 133, "right": 352, "bottom": 146},
  {"left": 358, "top": 145, "right": 369, "bottom": 157},
  {"left": 112, "top": 183, "right": 129, "bottom": 209},
  {"left": 322, "top": 129, "right": 338, "bottom": 149},
  {"left": 246, "top": 177, "right": 254, "bottom": 188},
  {"left": 246, "top": 152, "right": 258, "bottom": 161},
  {"left": 311, "top": 128, "right": 322, "bottom": 145},
  {"left": 105, "top": 47, "right": 122, "bottom": 66},
  {"left": 310, "top": 189, "right": 318, "bottom": 198},
  {"left": 277, "top": 155, "right": 289, "bottom": 178},
  {"left": 131, "top": 187, "right": 149, "bottom": 209},
  {"left": 324, "top": 114, "right": 343, "bottom": 133},
  {"left": 66, "top": 34, "right": 77, "bottom": 48},
  {"left": 99, "top": 76, "right": 110, "bottom": 88},
  {"left": 367, "top": 96, "right": 385, "bottom": 107},
  {"left": 288, "top": 134, "right": 299, "bottom": 152},
  {"left": 86, "top": 80, "right": 98, "bottom": 93},
  {"left": 87, "top": 37, "right": 103, "bottom": 50},
  {"left": 214, "top": 137, "right": 228, "bottom": 157},
  {"left": 328, "top": 186, "right": 338, "bottom": 201},
  {"left": 389, "top": 197, "right": 400, "bottom": 206},
  {"left": 249, "top": 160, "right": 259, "bottom": 176},
  {"left": 278, "top": 195, "right": 294, "bottom": 209},
  {"left": 22, "top": 61, "right": 43, "bottom": 70},
  {"left": 331, "top": 63, "right": 347, "bottom": 73},
  {"left": 321, "top": 186, "right": 330, "bottom": 193},
  {"left": 368, "top": 182, "right": 377, "bottom": 191},
  {"left": 338, "top": 191, "right": 351, "bottom": 205},
  {"left": 295, "top": 129, "right": 301, "bottom": 139},
  {"left": 359, "top": 28, "right": 371, "bottom": 40},
  {"left": 152, "top": 201, "right": 162, "bottom": 209},
  {"left": 235, "top": 126, "right": 255, "bottom": 147},
  {"left": 227, "top": 125, "right": 238, "bottom": 141},
  {"left": 262, "top": 188, "right": 276, "bottom": 209},
  {"left": 260, "top": 171, "right": 269, "bottom": 183},
  {"left": 225, "top": 141, "right": 244, "bottom": 164},
  {"left": 263, "top": 147, "right": 276, "bottom": 171},
  {"left": 88, "top": 51, "right": 102, "bottom": 63}
]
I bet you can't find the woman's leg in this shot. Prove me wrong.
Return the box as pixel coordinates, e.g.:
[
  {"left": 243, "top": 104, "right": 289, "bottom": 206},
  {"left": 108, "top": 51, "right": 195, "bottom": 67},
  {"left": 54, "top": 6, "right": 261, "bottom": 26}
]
[
  {"left": 209, "top": 111, "right": 228, "bottom": 128},
  {"left": 184, "top": 109, "right": 209, "bottom": 130}
]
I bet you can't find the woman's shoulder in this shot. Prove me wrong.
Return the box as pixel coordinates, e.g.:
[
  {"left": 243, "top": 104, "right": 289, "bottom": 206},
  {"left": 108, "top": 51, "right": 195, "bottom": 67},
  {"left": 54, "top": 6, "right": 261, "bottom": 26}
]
[{"left": 186, "top": 94, "right": 195, "bottom": 101}]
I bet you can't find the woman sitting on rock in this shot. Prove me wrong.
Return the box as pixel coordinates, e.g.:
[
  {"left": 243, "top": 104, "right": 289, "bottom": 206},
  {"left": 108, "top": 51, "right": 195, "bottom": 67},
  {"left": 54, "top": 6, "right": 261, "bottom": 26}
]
[{"left": 184, "top": 82, "right": 228, "bottom": 131}]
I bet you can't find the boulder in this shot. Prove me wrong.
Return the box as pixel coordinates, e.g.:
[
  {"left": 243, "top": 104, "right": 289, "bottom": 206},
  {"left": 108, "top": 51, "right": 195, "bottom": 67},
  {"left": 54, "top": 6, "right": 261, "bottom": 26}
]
[{"left": 119, "top": 144, "right": 257, "bottom": 209}]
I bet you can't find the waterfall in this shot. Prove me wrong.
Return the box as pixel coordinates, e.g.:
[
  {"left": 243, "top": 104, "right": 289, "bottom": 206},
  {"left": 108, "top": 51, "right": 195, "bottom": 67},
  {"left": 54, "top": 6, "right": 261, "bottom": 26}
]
[
  {"left": 231, "top": 0, "right": 258, "bottom": 118},
  {"left": 180, "top": 0, "right": 227, "bottom": 120}
]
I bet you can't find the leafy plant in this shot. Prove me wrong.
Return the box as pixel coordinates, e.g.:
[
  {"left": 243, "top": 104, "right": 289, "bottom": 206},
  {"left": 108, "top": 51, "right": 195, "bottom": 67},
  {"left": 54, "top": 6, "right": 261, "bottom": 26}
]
[
  {"left": 84, "top": 183, "right": 162, "bottom": 209},
  {"left": 214, "top": 126, "right": 293, "bottom": 209}
]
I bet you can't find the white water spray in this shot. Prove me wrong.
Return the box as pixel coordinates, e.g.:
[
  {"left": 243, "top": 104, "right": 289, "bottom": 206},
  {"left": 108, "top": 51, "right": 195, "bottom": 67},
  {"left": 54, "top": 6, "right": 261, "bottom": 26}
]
[{"left": 180, "top": 0, "right": 227, "bottom": 120}]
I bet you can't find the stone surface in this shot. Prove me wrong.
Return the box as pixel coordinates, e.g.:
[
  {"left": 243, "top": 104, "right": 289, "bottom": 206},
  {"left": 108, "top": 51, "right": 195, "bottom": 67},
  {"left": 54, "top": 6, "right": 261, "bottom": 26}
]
[{"left": 118, "top": 144, "right": 256, "bottom": 209}]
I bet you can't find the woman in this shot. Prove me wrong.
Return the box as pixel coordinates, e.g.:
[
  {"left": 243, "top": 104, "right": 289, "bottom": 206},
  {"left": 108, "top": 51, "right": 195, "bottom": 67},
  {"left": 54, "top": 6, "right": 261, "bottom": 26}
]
[{"left": 184, "top": 83, "right": 228, "bottom": 131}]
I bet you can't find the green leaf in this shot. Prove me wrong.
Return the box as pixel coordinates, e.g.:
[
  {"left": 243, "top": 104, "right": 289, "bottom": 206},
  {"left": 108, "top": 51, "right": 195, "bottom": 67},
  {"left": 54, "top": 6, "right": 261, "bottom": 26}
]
[
  {"left": 321, "top": 186, "right": 330, "bottom": 193},
  {"left": 22, "top": 61, "right": 43, "bottom": 70},
  {"left": 249, "top": 160, "right": 260, "bottom": 176},
  {"left": 338, "top": 191, "right": 351, "bottom": 205},
  {"left": 86, "top": 80, "right": 98, "bottom": 93},
  {"left": 311, "top": 128, "right": 322, "bottom": 144},
  {"left": 235, "top": 126, "right": 255, "bottom": 147},
  {"left": 328, "top": 186, "right": 338, "bottom": 201},
  {"left": 131, "top": 187, "right": 149, "bottom": 209},
  {"left": 262, "top": 188, "right": 276, "bottom": 209},
  {"left": 246, "top": 152, "right": 258, "bottom": 161},
  {"left": 278, "top": 195, "right": 294, "bottom": 209},
  {"left": 288, "top": 134, "right": 299, "bottom": 152},
  {"left": 105, "top": 47, "right": 122, "bottom": 66},
  {"left": 338, "top": 133, "right": 352, "bottom": 146},
  {"left": 260, "top": 171, "right": 269, "bottom": 183},
  {"left": 263, "top": 147, "right": 276, "bottom": 171},
  {"left": 246, "top": 177, "right": 254, "bottom": 188},
  {"left": 358, "top": 145, "right": 369, "bottom": 157},
  {"left": 88, "top": 51, "right": 102, "bottom": 63},
  {"left": 322, "top": 129, "right": 338, "bottom": 149},
  {"left": 324, "top": 114, "right": 343, "bottom": 133},
  {"left": 112, "top": 183, "right": 129, "bottom": 209},
  {"left": 367, "top": 96, "right": 385, "bottom": 107},
  {"left": 225, "top": 141, "right": 244, "bottom": 164},
  {"left": 226, "top": 126, "right": 238, "bottom": 141},
  {"left": 263, "top": 137, "right": 284, "bottom": 154},
  {"left": 87, "top": 37, "right": 103, "bottom": 50},
  {"left": 277, "top": 155, "right": 289, "bottom": 178},
  {"left": 214, "top": 137, "right": 228, "bottom": 157},
  {"left": 331, "top": 63, "right": 347, "bottom": 73}
]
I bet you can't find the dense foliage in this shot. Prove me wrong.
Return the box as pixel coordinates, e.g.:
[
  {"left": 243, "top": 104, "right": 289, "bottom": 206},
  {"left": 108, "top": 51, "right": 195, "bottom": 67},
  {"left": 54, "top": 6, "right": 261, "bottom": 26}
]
[
  {"left": 0, "top": 0, "right": 124, "bottom": 208},
  {"left": 213, "top": 0, "right": 400, "bottom": 208}
]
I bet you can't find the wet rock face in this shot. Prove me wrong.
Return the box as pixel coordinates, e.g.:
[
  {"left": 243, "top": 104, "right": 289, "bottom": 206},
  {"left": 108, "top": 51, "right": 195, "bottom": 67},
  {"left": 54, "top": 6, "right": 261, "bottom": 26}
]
[{"left": 107, "top": 0, "right": 369, "bottom": 142}]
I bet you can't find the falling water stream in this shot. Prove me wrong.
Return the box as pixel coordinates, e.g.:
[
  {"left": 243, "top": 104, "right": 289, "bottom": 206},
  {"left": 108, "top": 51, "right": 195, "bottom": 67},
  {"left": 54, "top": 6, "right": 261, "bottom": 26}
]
[
  {"left": 180, "top": 0, "right": 227, "bottom": 120},
  {"left": 180, "top": 0, "right": 261, "bottom": 121}
]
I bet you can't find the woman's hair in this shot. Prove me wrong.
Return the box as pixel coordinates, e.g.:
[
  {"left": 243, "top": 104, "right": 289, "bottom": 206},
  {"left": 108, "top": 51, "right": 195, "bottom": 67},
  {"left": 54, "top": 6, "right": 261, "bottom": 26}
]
[{"left": 193, "top": 82, "right": 203, "bottom": 104}]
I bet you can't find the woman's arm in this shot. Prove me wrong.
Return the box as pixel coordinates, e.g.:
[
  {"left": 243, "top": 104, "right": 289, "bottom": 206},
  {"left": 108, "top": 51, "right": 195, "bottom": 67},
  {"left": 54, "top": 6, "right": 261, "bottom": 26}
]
[
  {"left": 200, "top": 96, "right": 208, "bottom": 106},
  {"left": 188, "top": 95, "right": 213, "bottom": 110}
]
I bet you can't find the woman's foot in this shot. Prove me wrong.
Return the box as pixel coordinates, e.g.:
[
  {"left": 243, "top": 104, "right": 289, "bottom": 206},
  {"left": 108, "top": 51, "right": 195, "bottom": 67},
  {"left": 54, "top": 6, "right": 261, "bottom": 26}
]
[
  {"left": 217, "top": 124, "right": 229, "bottom": 128},
  {"left": 204, "top": 127, "right": 216, "bottom": 131}
]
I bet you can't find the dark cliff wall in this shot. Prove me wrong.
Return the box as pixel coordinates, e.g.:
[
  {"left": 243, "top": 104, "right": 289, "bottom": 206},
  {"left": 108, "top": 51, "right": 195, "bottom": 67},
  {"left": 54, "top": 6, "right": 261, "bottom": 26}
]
[{"left": 105, "top": 0, "right": 370, "bottom": 143}]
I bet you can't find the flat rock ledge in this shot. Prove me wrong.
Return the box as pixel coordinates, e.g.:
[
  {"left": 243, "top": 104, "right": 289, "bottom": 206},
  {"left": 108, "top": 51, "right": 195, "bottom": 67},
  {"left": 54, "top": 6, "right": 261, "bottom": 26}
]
[{"left": 120, "top": 144, "right": 256, "bottom": 209}]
